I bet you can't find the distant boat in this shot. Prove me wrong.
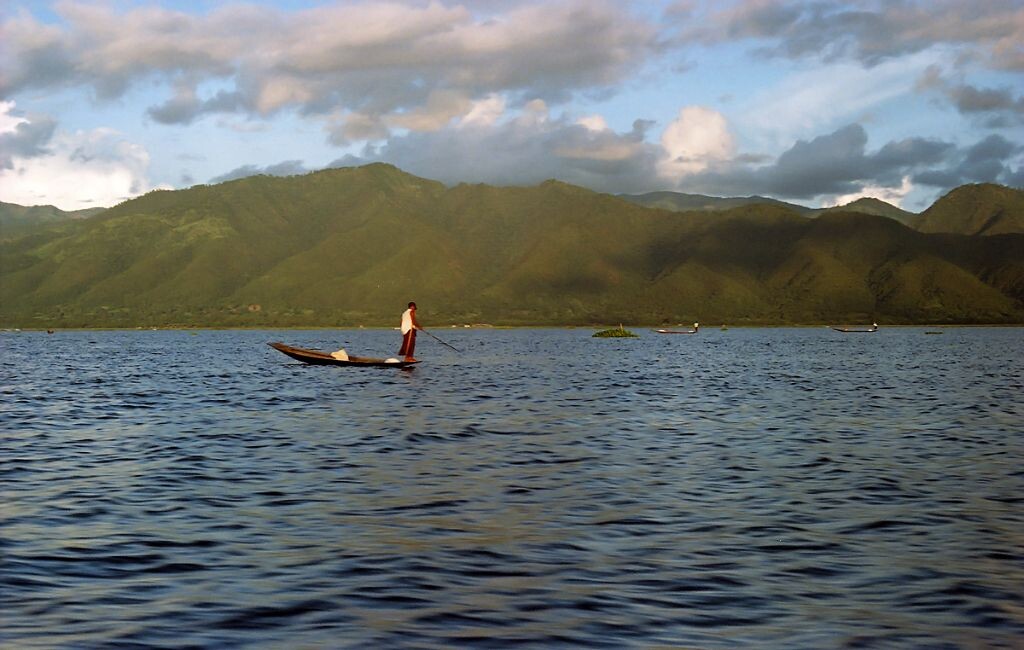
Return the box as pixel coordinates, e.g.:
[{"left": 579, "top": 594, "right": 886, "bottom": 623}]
[
  {"left": 268, "top": 342, "right": 419, "bottom": 367},
  {"left": 654, "top": 322, "right": 700, "bottom": 334},
  {"left": 830, "top": 322, "right": 879, "bottom": 333}
]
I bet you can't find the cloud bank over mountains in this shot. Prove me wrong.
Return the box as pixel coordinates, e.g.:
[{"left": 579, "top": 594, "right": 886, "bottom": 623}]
[
  {"left": 1, "top": 0, "right": 1022, "bottom": 210},
  {"left": 2, "top": 1, "right": 656, "bottom": 127}
]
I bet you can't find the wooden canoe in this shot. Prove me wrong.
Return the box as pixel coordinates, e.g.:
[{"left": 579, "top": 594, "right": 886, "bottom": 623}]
[
  {"left": 830, "top": 324, "right": 879, "bottom": 333},
  {"left": 268, "top": 342, "right": 420, "bottom": 367},
  {"left": 654, "top": 323, "right": 699, "bottom": 334}
]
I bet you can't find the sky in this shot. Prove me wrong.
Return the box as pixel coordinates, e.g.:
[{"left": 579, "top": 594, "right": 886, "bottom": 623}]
[{"left": 1, "top": 0, "right": 1022, "bottom": 212}]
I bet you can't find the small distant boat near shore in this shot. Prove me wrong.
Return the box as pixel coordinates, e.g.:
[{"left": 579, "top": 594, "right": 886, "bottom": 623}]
[
  {"left": 924, "top": 330, "right": 944, "bottom": 335},
  {"left": 268, "top": 342, "right": 419, "bottom": 368},
  {"left": 654, "top": 322, "right": 700, "bottom": 334},
  {"left": 830, "top": 322, "right": 879, "bottom": 333}
]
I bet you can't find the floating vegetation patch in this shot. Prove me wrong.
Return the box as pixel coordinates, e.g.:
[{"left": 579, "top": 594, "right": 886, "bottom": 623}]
[{"left": 592, "top": 325, "right": 638, "bottom": 338}]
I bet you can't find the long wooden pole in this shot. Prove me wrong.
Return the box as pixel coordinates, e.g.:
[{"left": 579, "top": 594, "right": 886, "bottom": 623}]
[{"left": 422, "top": 329, "right": 460, "bottom": 352}]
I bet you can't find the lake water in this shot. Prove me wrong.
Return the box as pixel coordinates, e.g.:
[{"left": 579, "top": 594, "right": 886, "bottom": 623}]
[{"left": 2, "top": 327, "right": 1022, "bottom": 649}]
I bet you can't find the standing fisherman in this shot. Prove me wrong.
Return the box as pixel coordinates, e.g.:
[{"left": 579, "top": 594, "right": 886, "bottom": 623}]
[{"left": 399, "top": 301, "right": 421, "bottom": 362}]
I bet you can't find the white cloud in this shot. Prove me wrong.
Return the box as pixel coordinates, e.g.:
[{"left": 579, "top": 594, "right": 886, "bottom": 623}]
[
  {"left": 339, "top": 102, "right": 664, "bottom": 193},
  {"left": 742, "top": 51, "right": 942, "bottom": 149},
  {"left": 577, "top": 115, "right": 609, "bottom": 132},
  {"left": 458, "top": 94, "right": 507, "bottom": 128},
  {"left": 658, "top": 106, "right": 735, "bottom": 179},
  {"left": 515, "top": 99, "right": 550, "bottom": 128},
  {"left": 0, "top": 105, "right": 166, "bottom": 210},
  {"left": 386, "top": 90, "right": 473, "bottom": 132},
  {"left": 255, "top": 76, "right": 315, "bottom": 115},
  {"left": 0, "top": 100, "right": 27, "bottom": 132},
  {"left": 330, "top": 90, "right": 476, "bottom": 144},
  {"left": 685, "top": 0, "right": 1024, "bottom": 71},
  {"left": 1, "top": 0, "right": 657, "bottom": 143}
]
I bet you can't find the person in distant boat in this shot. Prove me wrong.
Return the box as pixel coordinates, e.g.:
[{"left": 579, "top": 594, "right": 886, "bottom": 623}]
[{"left": 399, "top": 301, "right": 421, "bottom": 362}]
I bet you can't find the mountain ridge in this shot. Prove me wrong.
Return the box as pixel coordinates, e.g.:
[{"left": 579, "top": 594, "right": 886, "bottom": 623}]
[
  {"left": 913, "top": 183, "right": 1024, "bottom": 236},
  {"left": 1, "top": 165, "right": 1022, "bottom": 327},
  {"left": 816, "top": 197, "right": 916, "bottom": 227},
  {"left": 0, "top": 201, "right": 105, "bottom": 240},
  {"left": 619, "top": 191, "right": 815, "bottom": 216}
]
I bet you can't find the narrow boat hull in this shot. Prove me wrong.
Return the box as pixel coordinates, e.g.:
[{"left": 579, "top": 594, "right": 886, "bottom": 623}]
[{"left": 268, "top": 342, "right": 419, "bottom": 367}]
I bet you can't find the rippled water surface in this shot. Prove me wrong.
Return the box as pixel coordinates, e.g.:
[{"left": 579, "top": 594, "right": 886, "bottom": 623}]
[{"left": 2, "top": 327, "right": 1023, "bottom": 649}]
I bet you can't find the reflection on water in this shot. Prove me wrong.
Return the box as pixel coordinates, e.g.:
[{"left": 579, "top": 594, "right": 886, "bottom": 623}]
[{"left": 2, "top": 328, "right": 1022, "bottom": 648}]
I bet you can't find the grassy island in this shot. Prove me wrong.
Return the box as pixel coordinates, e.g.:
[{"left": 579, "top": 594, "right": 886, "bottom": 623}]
[{"left": 592, "top": 325, "right": 639, "bottom": 338}]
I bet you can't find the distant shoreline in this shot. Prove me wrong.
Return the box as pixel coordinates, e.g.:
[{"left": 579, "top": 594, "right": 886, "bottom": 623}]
[{"left": 5, "top": 323, "right": 1023, "bottom": 332}]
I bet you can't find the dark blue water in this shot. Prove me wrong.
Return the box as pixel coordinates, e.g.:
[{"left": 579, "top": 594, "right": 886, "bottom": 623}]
[{"left": 2, "top": 327, "right": 1022, "bottom": 649}]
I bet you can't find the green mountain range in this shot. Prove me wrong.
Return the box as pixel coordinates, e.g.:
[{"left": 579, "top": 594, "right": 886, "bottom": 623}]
[
  {"left": 1, "top": 165, "right": 1022, "bottom": 327},
  {"left": 622, "top": 186, "right": 1019, "bottom": 232},
  {"left": 619, "top": 191, "right": 815, "bottom": 216},
  {"left": 913, "top": 183, "right": 1024, "bottom": 236},
  {"left": 0, "top": 201, "right": 105, "bottom": 240},
  {"left": 816, "top": 198, "right": 916, "bottom": 227}
]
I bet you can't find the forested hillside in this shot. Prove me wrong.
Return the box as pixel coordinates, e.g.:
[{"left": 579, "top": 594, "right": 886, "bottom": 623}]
[{"left": 2, "top": 165, "right": 1022, "bottom": 327}]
